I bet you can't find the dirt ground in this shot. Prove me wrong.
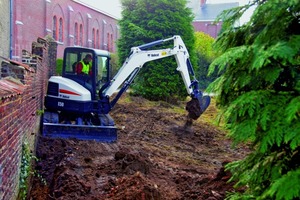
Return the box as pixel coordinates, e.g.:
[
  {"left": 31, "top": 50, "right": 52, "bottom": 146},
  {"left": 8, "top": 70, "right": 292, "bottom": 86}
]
[{"left": 29, "top": 94, "right": 248, "bottom": 200}]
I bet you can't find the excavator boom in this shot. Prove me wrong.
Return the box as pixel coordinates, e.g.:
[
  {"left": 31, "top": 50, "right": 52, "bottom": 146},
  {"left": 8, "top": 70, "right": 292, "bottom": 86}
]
[{"left": 104, "top": 36, "right": 194, "bottom": 97}]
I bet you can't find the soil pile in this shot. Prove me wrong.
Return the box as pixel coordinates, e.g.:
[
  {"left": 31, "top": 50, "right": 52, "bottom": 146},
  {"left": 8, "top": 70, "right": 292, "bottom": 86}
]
[{"left": 29, "top": 95, "right": 247, "bottom": 200}]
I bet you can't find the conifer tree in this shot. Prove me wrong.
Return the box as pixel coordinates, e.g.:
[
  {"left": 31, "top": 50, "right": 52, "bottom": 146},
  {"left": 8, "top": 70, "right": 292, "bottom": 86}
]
[
  {"left": 208, "top": 0, "right": 300, "bottom": 199},
  {"left": 118, "top": 0, "right": 195, "bottom": 102}
]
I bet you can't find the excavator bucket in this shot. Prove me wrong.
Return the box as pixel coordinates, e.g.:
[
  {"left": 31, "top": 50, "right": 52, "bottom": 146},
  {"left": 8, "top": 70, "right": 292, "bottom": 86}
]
[
  {"left": 42, "top": 112, "right": 117, "bottom": 142},
  {"left": 186, "top": 95, "right": 211, "bottom": 120}
]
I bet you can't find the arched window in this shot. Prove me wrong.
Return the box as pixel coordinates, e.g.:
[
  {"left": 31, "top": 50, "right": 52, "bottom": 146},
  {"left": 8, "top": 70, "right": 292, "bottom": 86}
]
[
  {"left": 59, "top": 17, "right": 63, "bottom": 42},
  {"left": 74, "top": 22, "right": 78, "bottom": 45},
  {"left": 52, "top": 16, "right": 57, "bottom": 40}
]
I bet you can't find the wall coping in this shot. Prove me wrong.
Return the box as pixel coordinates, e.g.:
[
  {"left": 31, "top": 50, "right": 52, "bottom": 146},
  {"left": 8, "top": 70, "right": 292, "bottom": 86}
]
[
  {"left": 0, "top": 77, "right": 26, "bottom": 99},
  {"left": 0, "top": 57, "right": 34, "bottom": 100}
]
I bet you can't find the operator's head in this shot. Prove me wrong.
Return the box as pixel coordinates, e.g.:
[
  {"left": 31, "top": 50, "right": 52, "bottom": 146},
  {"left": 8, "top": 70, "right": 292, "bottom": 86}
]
[{"left": 84, "top": 54, "right": 92, "bottom": 63}]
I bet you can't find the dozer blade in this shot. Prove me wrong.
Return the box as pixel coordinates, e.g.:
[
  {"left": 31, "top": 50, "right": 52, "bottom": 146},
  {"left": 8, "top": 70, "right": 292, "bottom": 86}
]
[
  {"left": 42, "top": 124, "right": 117, "bottom": 142},
  {"left": 186, "top": 95, "right": 211, "bottom": 120},
  {"left": 42, "top": 112, "right": 117, "bottom": 142}
]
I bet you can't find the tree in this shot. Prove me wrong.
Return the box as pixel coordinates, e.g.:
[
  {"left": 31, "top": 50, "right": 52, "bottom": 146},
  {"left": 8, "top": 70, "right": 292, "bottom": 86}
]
[
  {"left": 56, "top": 58, "right": 63, "bottom": 75},
  {"left": 118, "top": 0, "right": 196, "bottom": 102},
  {"left": 208, "top": 0, "right": 300, "bottom": 199},
  {"left": 110, "top": 53, "right": 120, "bottom": 79},
  {"left": 194, "top": 32, "right": 217, "bottom": 89}
]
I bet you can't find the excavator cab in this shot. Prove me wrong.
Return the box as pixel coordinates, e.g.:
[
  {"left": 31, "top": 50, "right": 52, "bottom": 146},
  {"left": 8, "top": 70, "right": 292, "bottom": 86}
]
[{"left": 62, "top": 47, "right": 111, "bottom": 100}]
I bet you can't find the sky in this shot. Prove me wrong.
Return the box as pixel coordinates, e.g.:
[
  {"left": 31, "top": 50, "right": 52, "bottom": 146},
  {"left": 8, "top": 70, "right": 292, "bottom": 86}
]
[
  {"left": 79, "top": 0, "right": 254, "bottom": 23},
  {"left": 206, "top": 0, "right": 255, "bottom": 24},
  {"left": 77, "top": 0, "right": 122, "bottom": 19},
  {"left": 207, "top": 0, "right": 249, "bottom": 4}
]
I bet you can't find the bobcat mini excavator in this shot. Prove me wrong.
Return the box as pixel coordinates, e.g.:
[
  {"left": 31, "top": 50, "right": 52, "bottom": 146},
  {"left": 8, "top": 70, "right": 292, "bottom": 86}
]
[{"left": 43, "top": 35, "right": 210, "bottom": 142}]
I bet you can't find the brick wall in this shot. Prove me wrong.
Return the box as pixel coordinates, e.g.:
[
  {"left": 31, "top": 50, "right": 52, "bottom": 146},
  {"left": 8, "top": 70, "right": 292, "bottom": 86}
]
[
  {"left": 0, "top": 38, "right": 51, "bottom": 200},
  {"left": 193, "top": 21, "right": 223, "bottom": 38}
]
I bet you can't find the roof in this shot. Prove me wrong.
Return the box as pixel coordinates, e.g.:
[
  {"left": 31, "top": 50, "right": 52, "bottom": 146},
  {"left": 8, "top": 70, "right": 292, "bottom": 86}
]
[{"left": 194, "top": 2, "right": 239, "bottom": 21}]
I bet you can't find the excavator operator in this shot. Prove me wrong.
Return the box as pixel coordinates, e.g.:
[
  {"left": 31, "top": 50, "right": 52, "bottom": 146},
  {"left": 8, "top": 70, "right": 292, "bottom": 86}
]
[{"left": 76, "top": 54, "right": 92, "bottom": 75}]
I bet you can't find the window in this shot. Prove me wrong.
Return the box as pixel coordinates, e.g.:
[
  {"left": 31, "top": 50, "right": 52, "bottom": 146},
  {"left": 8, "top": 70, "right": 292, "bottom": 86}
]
[
  {"left": 65, "top": 52, "right": 79, "bottom": 74},
  {"left": 53, "top": 16, "right": 63, "bottom": 42},
  {"left": 107, "top": 33, "right": 110, "bottom": 51},
  {"left": 74, "top": 23, "right": 83, "bottom": 46},
  {"left": 59, "top": 18, "right": 63, "bottom": 42},
  {"left": 107, "top": 33, "right": 113, "bottom": 51},
  {"left": 74, "top": 23, "right": 78, "bottom": 45},
  {"left": 110, "top": 33, "right": 113, "bottom": 52},
  {"left": 79, "top": 24, "right": 83, "bottom": 46},
  {"left": 92, "top": 28, "right": 95, "bottom": 48},
  {"left": 96, "top": 29, "right": 100, "bottom": 49},
  {"left": 52, "top": 16, "right": 57, "bottom": 40},
  {"left": 97, "top": 55, "right": 108, "bottom": 88}
]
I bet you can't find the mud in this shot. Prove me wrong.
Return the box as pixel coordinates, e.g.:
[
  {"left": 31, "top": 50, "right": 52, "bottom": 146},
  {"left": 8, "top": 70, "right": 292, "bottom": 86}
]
[{"left": 29, "top": 95, "right": 247, "bottom": 200}]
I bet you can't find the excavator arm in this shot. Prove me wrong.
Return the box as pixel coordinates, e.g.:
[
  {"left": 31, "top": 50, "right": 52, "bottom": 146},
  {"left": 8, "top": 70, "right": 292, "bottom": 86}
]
[{"left": 100, "top": 35, "right": 210, "bottom": 119}]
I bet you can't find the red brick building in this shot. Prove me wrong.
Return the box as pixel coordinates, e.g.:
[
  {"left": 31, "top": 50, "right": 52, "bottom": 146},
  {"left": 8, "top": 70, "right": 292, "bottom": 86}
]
[
  {"left": 12, "top": 0, "right": 119, "bottom": 60},
  {"left": 190, "top": 0, "right": 239, "bottom": 38}
]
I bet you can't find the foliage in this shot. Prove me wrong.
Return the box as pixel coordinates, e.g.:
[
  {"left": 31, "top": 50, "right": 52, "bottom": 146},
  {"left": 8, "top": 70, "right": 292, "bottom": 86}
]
[
  {"left": 194, "top": 32, "right": 218, "bottom": 89},
  {"left": 19, "top": 141, "right": 36, "bottom": 200},
  {"left": 118, "top": 0, "right": 196, "bottom": 102},
  {"left": 110, "top": 53, "right": 120, "bottom": 78},
  {"left": 56, "top": 58, "right": 63, "bottom": 75},
  {"left": 36, "top": 109, "right": 44, "bottom": 116},
  {"left": 208, "top": 0, "right": 300, "bottom": 199},
  {"left": 19, "top": 141, "right": 46, "bottom": 200},
  {"left": 195, "top": 32, "right": 216, "bottom": 62}
]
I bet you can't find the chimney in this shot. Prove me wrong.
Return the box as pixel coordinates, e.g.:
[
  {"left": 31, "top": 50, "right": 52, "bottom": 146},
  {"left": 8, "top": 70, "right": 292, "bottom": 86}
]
[{"left": 200, "top": 0, "right": 206, "bottom": 7}]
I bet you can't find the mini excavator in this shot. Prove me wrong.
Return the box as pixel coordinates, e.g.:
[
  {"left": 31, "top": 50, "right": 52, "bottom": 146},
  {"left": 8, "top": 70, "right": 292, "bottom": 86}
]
[{"left": 42, "top": 35, "right": 210, "bottom": 142}]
